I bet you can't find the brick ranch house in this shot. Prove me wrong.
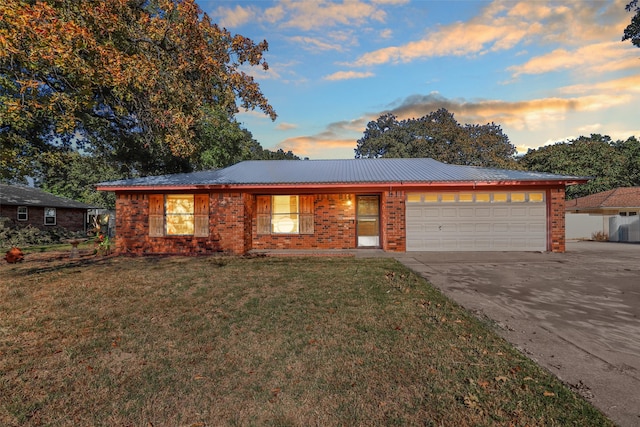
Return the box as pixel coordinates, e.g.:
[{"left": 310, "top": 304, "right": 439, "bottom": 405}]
[
  {"left": 96, "top": 158, "right": 588, "bottom": 255},
  {"left": 0, "top": 183, "right": 95, "bottom": 233}
]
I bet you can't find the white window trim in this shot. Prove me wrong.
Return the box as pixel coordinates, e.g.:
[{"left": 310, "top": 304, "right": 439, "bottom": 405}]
[
  {"left": 44, "top": 207, "right": 56, "bottom": 226},
  {"left": 17, "top": 206, "right": 28, "bottom": 221}
]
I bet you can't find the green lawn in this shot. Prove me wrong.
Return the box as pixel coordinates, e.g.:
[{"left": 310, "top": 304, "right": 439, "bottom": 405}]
[{"left": 0, "top": 254, "right": 613, "bottom": 426}]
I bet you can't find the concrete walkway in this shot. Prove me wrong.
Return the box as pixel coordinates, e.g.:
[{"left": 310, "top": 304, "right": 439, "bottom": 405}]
[{"left": 395, "top": 241, "right": 640, "bottom": 427}]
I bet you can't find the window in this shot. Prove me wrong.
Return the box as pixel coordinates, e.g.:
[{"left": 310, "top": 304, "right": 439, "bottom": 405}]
[
  {"left": 44, "top": 208, "right": 56, "bottom": 225},
  {"left": 510, "top": 192, "right": 526, "bottom": 202},
  {"left": 272, "top": 195, "right": 299, "bottom": 233},
  {"left": 257, "top": 195, "right": 314, "bottom": 235},
  {"left": 148, "top": 194, "right": 209, "bottom": 237},
  {"left": 17, "top": 206, "right": 28, "bottom": 221},
  {"left": 475, "top": 193, "right": 491, "bottom": 203},
  {"left": 493, "top": 193, "right": 508, "bottom": 202},
  {"left": 459, "top": 193, "right": 473, "bottom": 202},
  {"left": 406, "top": 191, "right": 546, "bottom": 204},
  {"left": 441, "top": 193, "right": 456, "bottom": 202},
  {"left": 166, "top": 195, "right": 195, "bottom": 235},
  {"left": 406, "top": 193, "right": 421, "bottom": 203}
]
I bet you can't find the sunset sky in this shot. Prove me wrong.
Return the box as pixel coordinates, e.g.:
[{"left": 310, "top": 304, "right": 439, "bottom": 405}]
[{"left": 204, "top": 0, "right": 640, "bottom": 159}]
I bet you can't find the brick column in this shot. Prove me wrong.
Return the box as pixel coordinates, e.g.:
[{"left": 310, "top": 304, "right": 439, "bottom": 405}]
[
  {"left": 549, "top": 187, "right": 566, "bottom": 253},
  {"left": 381, "top": 190, "right": 406, "bottom": 252}
]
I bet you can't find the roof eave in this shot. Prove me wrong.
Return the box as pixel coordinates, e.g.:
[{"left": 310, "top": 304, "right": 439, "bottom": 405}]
[{"left": 96, "top": 179, "right": 584, "bottom": 193}]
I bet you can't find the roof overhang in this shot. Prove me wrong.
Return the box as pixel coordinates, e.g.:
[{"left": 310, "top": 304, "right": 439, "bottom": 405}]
[{"left": 96, "top": 179, "right": 587, "bottom": 193}]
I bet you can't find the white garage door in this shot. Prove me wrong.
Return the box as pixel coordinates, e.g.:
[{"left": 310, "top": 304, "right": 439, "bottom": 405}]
[{"left": 406, "top": 192, "right": 547, "bottom": 251}]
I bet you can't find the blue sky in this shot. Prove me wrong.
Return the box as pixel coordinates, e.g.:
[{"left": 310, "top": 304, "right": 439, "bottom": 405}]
[{"left": 202, "top": 0, "right": 640, "bottom": 159}]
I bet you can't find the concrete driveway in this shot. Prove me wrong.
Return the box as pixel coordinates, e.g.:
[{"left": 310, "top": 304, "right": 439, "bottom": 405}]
[{"left": 396, "top": 241, "right": 640, "bottom": 427}]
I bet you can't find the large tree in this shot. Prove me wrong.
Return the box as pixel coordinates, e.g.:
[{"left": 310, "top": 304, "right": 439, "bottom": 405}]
[
  {"left": 623, "top": 0, "right": 640, "bottom": 47},
  {"left": 518, "top": 134, "right": 640, "bottom": 199},
  {"left": 354, "top": 109, "right": 517, "bottom": 169},
  {"left": 1, "top": 0, "right": 277, "bottom": 181}
]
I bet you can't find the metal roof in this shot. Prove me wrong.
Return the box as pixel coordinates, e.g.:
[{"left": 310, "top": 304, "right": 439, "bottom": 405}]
[
  {"left": 96, "top": 158, "right": 588, "bottom": 189},
  {"left": 0, "top": 184, "right": 97, "bottom": 209}
]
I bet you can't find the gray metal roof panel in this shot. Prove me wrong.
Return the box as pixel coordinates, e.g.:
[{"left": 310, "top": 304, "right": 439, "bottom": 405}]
[
  {"left": 0, "top": 184, "right": 98, "bottom": 208},
  {"left": 97, "top": 158, "right": 586, "bottom": 188}
]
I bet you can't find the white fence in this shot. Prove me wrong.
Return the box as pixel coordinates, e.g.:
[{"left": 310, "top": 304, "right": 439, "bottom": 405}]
[
  {"left": 566, "top": 213, "right": 609, "bottom": 240},
  {"left": 609, "top": 215, "right": 640, "bottom": 242}
]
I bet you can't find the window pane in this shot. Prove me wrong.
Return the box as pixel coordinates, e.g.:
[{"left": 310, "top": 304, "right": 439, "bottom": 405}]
[
  {"left": 511, "top": 192, "right": 526, "bottom": 202},
  {"left": 357, "top": 196, "right": 379, "bottom": 215},
  {"left": 459, "top": 193, "right": 473, "bottom": 202},
  {"left": 406, "top": 193, "right": 421, "bottom": 203},
  {"left": 441, "top": 193, "right": 456, "bottom": 202},
  {"left": 273, "top": 195, "right": 297, "bottom": 214},
  {"left": 272, "top": 214, "right": 299, "bottom": 233},
  {"left": 166, "top": 195, "right": 194, "bottom": 235},
  {"left": 424, "top": 193, "right": 438, "bottom": 203},
  {"left": 18, "top": 206, "right": 28, "bottom": 221},
  {"left": 493, "top": 193, "right": 508, "bottom": 202},
  {"left": 44, "top": 208, "right": 56, "bottom": 225},
  {"left": 475, "top": 193, "right": 491, "bottom": 202},
  {"left": 272, "top": 196, "right": 299, "bottom": 234},
  {"left": 529, "top": 192, "right": 544, "bottom": 203}
]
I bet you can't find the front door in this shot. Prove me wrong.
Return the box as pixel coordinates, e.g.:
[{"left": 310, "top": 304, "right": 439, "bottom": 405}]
[{"left": 357, "top": 195, "right": 380, "bottom": 247}]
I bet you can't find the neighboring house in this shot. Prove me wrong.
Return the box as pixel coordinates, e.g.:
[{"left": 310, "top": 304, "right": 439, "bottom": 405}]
[
  {"left": 96, "top": 158, "right": 588, "bottom": 256},
  {"left": 0, "top": 183, "right": 96, "bottom": 233},
  {"left": 565, "top": 187, "right": 640, "bottom": 242}
]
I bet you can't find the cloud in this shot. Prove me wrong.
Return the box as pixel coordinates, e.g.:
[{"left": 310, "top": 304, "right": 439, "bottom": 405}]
[
  {"left": 212, "top": 0, "right": 396, "bottom": 32},
  {"left": 274, "top": 135, "right": 356, "bottom": 159},
  {"left": 508, "top": 42, "right": 639, "bottom": 77},
  {"left": 211, "top": 4, "right": 259, "bottom": 28},
  {"left": 324, "top": 71, "right": 374, "bottom": 81},
  {"left": 272, "top": 116, "right": 370, "bottom": 158},
  {"left": 379, "top": 28, "right": 393, "bottom": 39},
  {"left": 289, "top": 36, "right": 345, "bottom": 52},
  {"left": 385, "top": 92, "right": 632, "bottom": 132},
  {"left": 349, "top": 0, "right": 630, "bottom": 67},
  {"left": 276, "top": 122, "right": 298, "bottom": 131},
  {"left": 558, "top": 74, "right": 640, "bottom": 95},
  {"left": 275, "top": 0, "right": 386, "bottom": 31}
]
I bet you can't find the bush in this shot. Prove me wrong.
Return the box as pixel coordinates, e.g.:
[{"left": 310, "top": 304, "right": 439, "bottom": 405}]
[
  {"left": 591, "top": 231, "right": 609, "bottom": 241},
  {"left": 0, "top": 217, "right": 85, "bottom": 249}
]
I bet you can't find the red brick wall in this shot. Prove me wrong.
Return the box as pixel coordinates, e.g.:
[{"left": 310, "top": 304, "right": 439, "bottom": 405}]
[
  {"left": 549, "top": 187, "right": 566, "bottom": 253},
  {"left": 113, "top": 187, "right": 568, "bottom": 255},
  {"left": 0, "top": 205, "right": 86, "bottom": 232},
  {"left": 210, "top": 192, "right": 249, "bottom": 254},
  {"left": 116, "top": 193, "right": 215, "bottom": 255},
  {"left": 252, "top": 194, "right": 357, "bottom": 250},
  {"left": 381, "top": 190, "right": 406, "bottom": 252}
]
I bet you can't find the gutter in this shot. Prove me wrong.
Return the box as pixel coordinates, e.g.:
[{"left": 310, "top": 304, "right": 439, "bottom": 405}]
[{"left": 96, "top": 178, "right": 589, "bottom": 193}]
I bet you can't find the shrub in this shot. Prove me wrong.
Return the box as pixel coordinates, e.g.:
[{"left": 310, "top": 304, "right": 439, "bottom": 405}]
[
  {"left": 591, "top": 231, "right": 609, "bottom": 241},
  {"left": 0, "top": 217, "right": 84, "bottom": 249}
]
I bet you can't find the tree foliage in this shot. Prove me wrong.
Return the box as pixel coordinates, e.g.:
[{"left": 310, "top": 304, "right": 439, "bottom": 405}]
[
  {"left": 1, "top": 0, "right": 277, "bottom": 181},
  {"left": 623, "top": 0, "right": 640, "bottom": 47},
  {"left": 518, "top": 134, "right": 640, "bottom": 199},
  {"left": 354, "top": 109, "right": 517, "bottom": 169}
]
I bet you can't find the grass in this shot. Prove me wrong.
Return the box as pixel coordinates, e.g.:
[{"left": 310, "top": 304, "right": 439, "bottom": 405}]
[{"left": 0, "top": 253, "right": 613, "bottom": 426}]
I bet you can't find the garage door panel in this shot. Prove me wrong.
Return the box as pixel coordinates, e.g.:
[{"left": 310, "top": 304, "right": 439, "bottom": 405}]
[
  {"left": 511, "top": 207, "right": 528, "bottom": 216},
  {"left": 529, "top": 223, "right": 546, "bottom": 233},
  {"left": 493, "top": 207, "right": 510, "bottom": 217},
  {"left": 459, "top": 223, "right": 476, "bottom": 233},
  {"left": 406, "top": 201, "right": 546, "bottom": 252},
  {"left": 529, "top": 207, "right": 546, "bottom": 216},
  {"left": 441, "top": 207, "right": 457, "bottom": 217},
  {"left": 475, "top": 207, "right": 491, "bottom": 217},
  {"left": 459, "top": 208, "right": 474, "bottom": 217}
]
